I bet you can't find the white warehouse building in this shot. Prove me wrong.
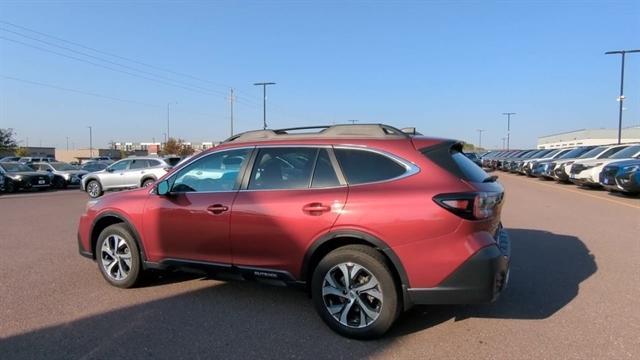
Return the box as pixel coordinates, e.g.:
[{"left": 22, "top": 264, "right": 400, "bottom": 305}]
[{"left": 537, "top": 127, "right": 640, "bottom": 149}]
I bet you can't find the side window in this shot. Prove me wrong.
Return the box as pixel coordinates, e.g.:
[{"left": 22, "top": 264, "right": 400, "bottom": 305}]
[
  {"left": 599, "top": 147, "right": 624, "bottom": 159},
  {"left": 334, "top": 148, "right": 406, "bottom": 185},
  {"left": 311, "top": 149, "right": 341, "bottom": 188},
  {"left": 129, "top": 159, "right": 149, "bottom": 170},
  {"left": 248, "top": 147, "right": 318, "bottom": 190},
  {"left": 109, "top": 160, "right": 130, "bottom": 171},
  {"left": 147, "top": 160, "right": 161, "bottom": 167},
  {"left": 171, "top": 148, "right": 251, "bottom": 192}
]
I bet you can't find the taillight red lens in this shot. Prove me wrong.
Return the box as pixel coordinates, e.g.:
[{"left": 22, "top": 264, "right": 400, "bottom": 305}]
[{"left": 434, "top": 192, "right": 503, "bottom": 220}]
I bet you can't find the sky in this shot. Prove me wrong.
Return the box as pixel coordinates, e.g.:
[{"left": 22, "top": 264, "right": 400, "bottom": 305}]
[{"left": 0, "top": 0, "right": 639, "bottom": 150}]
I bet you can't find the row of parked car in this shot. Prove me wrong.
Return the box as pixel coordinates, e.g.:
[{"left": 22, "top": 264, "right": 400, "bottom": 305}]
[
  {"left": 0, "top": 155, "right": 182, "bottom": 196},
  {"left": 480, "top": 143, "right": 640, "bottom": 195}
]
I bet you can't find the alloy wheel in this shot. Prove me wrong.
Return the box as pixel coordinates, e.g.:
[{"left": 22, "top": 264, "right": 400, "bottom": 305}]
[
  {"left": 100, "top": 235, "right": 132, "bottom": 281},
  {"left": 87, "top": 182, "right": 100, "bottom": 197},
  {"left": 322, "top": 262, "right": 383, "bottom": 328}
]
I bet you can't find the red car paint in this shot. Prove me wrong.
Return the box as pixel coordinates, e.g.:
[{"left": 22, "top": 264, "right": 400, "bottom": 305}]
[{"left": 78, "top": 135, "right": 505, "bottom": 290}]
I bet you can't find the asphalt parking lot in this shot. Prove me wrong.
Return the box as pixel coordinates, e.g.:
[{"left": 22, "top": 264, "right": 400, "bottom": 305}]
[{"left": 1, "top": 174, "right": 638, "bottom": 359}]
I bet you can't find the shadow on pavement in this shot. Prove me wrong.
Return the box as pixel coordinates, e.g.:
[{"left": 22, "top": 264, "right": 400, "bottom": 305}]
[{"left": 0, "top": 228, "right": 596, "bottom": 359}]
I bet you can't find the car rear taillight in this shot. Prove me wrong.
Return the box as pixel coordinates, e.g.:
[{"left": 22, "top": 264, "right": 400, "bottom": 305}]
[{"left": 433, "top": 192, "right": 503, "bottom": 220}]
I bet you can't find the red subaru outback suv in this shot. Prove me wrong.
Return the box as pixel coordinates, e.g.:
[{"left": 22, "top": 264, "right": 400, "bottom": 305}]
[{"left": 77, "top": 124, "right": 510, "bottom": 338}]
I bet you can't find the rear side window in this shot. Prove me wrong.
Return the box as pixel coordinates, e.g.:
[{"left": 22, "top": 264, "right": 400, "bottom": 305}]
[
  {"left": 334, "top": 148, "right": 406, "bottom": 185},
  {"left": 422, "top": 142, "right": 489, "bottom": 183},
  {"left": 148, "top": 159, "right": 162, "bottom": 167},
  {"left": 598, "top": 146, "right": 625, "bottom": 159}
]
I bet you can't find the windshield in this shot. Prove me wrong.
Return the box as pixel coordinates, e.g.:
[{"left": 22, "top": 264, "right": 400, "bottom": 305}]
[
  {"left": 0, "top": 163, "right": 34, "bottom": 172},
  {"left": 540, "top": 149, "right": 560, "bottom": 158},
  {"left": 610, "top": 145, "right": 640, "bottom": 159},
  {"left": 51, "top": 163, "right": 78, "bottom": 171},
  {"left": 578, "top": 146, "right": 607, "bottom": 159},
  {"left": 558, "top": 147, "right": 590, "bottom": 159}
]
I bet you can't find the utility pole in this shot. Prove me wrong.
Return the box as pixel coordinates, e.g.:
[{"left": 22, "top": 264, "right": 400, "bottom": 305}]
[
  {"left": 87, "top": 126, "right": 93, "bottom": 158},
  {"left": 66, "top": 137, "right": 69, "bottom": 151},
  {"left": 167, "top": 102, "right": 177, "bottom": 140},
  {"left": 229, "top": 88, "right": 235, "bottom": 137},
  {"left": 501, "top": 137, "right": 506, "bottom": 150},
  {"left": 502, "top": 112, "right": 516, "bottom": 150},
  {"left": 253, "top": 82, "right": 276, "bottom": 129},
  {"left": 476, "top": 129, "right": 485, "bottom": 149},
  {"left": 605, "top": 49, "right": 640, "bottom": 144}
]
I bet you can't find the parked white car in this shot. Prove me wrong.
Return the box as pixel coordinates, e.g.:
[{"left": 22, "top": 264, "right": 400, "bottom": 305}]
[
  {"left": 568, "top": 144, "right": 638, "bottom": 186},
  {"left": 80, "top": 157, "right": 172, "bottom": 198}
]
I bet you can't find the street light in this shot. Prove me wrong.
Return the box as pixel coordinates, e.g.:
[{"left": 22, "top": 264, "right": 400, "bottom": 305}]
[
  {"left": 605, "top": 49, "right": 640, "bottom": 144},
  {"left": 502, "top": 113, "right": 516, "bottom": 150},
  {"left": 253, "top": 82, "right": 276, "bottom": 129}
]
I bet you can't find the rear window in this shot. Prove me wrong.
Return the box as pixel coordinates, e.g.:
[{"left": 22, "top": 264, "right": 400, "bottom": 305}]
[
  {"left": 422, "top": 142, "right": 490, "bottom": 182},
  {"left": 334, "top": 148, "right": 406, "bottom": 185}
]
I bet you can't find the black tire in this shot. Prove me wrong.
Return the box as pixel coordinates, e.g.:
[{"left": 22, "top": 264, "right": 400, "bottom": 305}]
[
  {"left": 5, "top": 180, "right": 17, "bottom": 193},
  {"left": 141, "top": 178, "right": 155, "bottom": 188},
  {"left": 96, "top": 224, "right": 143, "bottom": 288},
  {"left": 53, "top": 176, "right": 65, "bottom": 189},
  {"left": 311, "top": 245, "right": 399, "bottom": 339},
  {"left": 86, "top": 179, "right": 103, "bottom": 198}
]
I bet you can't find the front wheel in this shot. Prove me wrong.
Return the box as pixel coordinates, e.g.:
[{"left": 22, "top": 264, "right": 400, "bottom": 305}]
[
  {"left": 312, "top": 245, "right": 399, "bottom": 339},
  {"left": 96, "top": 224, "right": 143, "bottom": 288},
  {"left": 141, "top": 178, "right": 155, "bottom": 188}
]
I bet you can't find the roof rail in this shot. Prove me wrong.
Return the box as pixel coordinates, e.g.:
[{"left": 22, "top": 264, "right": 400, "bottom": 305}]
[{"left": 222, "top": 123, "right": 415, "bottom": 143}]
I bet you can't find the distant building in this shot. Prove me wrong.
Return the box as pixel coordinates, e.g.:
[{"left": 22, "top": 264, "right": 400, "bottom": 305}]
[
  {"left": 537, "top": 127, "right": 640, "bottom": 149},
  {"left": 113, "top": 141, "right": 218, "bottom": 154},
  {"left": 0, "top": 146, "right": 56, "bottom": 158}
]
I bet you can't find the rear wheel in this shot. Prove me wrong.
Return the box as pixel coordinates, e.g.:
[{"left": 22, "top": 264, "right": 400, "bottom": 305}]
[
  {"left": 5, "top": 180, "right": 17, "bottom": 193},
  {"left": 86, "top": 180, "right": 102, "bottom": 198},
  {"left": 96, "top": 224, "right": 143, "bottom": 288},
  {"left": 312, "top": 245, "right": 399, "bottom": 339}
]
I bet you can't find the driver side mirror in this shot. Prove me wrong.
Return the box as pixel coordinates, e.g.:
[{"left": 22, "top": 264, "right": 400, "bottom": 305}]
[
  {"left": 156, "top": 179, "right": 171, "bottom": 196},
  {"left": 106, "top": 167, "right": 114, "bottom": 172}
]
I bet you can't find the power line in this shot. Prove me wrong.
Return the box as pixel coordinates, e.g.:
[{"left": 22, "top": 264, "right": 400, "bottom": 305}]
[
  {"left": 0, "top": 35, "right": 225, "bottom": 96},
  {"left": 1, "top": 75, "right": 157, "bottom": 107},
  {"left": 0, "top": 20, "right": 261, "bottom": 106}
]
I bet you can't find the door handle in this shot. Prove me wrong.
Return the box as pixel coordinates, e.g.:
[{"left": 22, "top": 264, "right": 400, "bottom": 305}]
[
  {"left": 302, "top": 202, "right": 331, "bottom": 215},
  {"left": 207, "top": 204, "right": 229, "bottom": 215}
]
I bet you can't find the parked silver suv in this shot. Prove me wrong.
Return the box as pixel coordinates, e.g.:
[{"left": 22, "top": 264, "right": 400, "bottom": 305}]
[{"left": 81, "top": 157, "right": 172, "bottom": 198}]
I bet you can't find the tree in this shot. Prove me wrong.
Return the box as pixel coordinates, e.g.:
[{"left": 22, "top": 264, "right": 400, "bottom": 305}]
[
  {"left": 178, "top": 144, "right": 195, "bottom": 157},
  {"left": 15, "top": 147, "right": 28, "bottom": 157},
  {"left": 0, "top": 128, "right": 18, "bottom": 153},
  {"left": 162, "top": 138, "right": 181, "bottom": 155}
]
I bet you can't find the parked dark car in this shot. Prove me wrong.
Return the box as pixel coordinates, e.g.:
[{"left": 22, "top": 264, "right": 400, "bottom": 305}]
[
  {"left": 32, "top": 162, "right": 89, "bottom": 189},
  {"left": 0, "top": 162, "right": 53, "bottom": 192},
  {"left": 600, "top": 159, "right": 640, "bottom": 195}
]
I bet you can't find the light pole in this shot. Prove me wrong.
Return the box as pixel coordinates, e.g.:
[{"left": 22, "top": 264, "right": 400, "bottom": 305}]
[
  {"left": 229, "top": 88, "right": 235, "bottom": 137},
  {"left": 66, "top": 136, "right": 69, "bottom": 151},
  {"left": 87, "top": 126, "right": 93, "bottom": 158},
  {"left": 253, "top": 82, "right": 276, "bottom": 129},
  {"left": 605, "top": 49, "right": 640, "bottom": 144},
  {"left": 347, "top": 119, "right": 359, "bottom": 124},
  {"left": 502, "top": 113, "right": 516, "bottom": 150},
  {"left": 167, "top": 102, "right": 177, "bottom": 140},
  {"left": 476, "top": 129, "right": 485, "bottom": 149}
]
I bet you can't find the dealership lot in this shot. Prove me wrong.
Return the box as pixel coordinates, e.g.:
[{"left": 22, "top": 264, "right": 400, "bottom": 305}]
[{"left": 0, "top": 174, "right": 638, "bottom": 359}]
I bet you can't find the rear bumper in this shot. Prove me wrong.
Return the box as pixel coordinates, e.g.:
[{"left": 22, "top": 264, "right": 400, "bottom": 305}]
[{"left": 407, "top": 228, "right": 511, "bottom": 305}]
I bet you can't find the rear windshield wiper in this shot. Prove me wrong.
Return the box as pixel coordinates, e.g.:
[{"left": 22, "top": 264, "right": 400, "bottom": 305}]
[{"left": 483, "top": 175, "right": 499, "bottom": 183}]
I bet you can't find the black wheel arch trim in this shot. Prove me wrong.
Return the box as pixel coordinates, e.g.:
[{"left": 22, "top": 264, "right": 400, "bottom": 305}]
[
  {"left": 90, "top": 211, "right": 147, "bottom": 261},
  {"left": 301, "top": 229, "right": 412, "bottom": 309}
]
